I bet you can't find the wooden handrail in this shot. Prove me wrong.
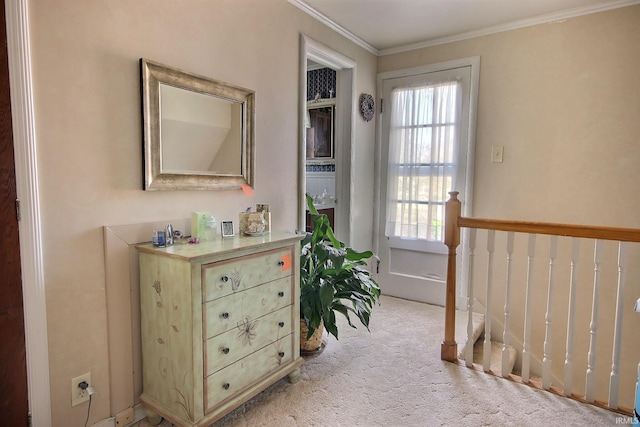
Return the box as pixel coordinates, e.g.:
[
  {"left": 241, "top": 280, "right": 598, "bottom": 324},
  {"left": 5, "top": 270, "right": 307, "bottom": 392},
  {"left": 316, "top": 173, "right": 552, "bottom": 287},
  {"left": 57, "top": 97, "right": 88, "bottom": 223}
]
[{"left": 458, "top": 217, "right": 640, "bottom": 243}]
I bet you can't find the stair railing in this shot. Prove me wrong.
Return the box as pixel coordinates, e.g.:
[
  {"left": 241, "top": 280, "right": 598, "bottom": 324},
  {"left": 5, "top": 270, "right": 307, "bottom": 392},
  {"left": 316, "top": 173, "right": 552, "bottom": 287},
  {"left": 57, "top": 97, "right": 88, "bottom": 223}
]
[{"left": 442, "top": 191, "right": 640, "bottom": 415}]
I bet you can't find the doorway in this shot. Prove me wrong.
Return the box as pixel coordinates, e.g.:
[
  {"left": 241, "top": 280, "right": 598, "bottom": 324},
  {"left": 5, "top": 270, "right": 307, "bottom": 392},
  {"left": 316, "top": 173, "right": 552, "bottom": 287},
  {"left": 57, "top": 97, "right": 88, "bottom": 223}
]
[
  {"left": 305, "top": 66, "right": 337, "bottom": 233},
  {"left": 0, "top": 0, "right": 29, "bottom": 424},
  {"left": 375, "top": 58, "right": 480, "bottom": 305},
  {"left": 298, "top": 35, "right": 355, "bottom": 245},
  {"left": 6, "top": 0, "right": 52, "bottom": 424}
]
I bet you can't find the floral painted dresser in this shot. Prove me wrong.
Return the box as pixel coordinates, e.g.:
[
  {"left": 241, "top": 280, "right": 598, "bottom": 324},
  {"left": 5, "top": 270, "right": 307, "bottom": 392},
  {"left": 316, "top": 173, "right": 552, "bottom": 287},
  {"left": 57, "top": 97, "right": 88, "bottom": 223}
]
[{"left": 136, "top": 232, "right": 304, "bottom": 426}]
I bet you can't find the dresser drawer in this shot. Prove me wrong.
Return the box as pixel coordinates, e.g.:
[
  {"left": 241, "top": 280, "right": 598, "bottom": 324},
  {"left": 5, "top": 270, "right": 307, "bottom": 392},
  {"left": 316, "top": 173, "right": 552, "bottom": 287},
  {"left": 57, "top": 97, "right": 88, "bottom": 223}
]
[
  {"left": 202, "top": 247, "right": 294, "bottom": 302},
  {"left": 205, "top": 306, "right": 293, "bottom": 376},
  {"left": 203, "top": 276, "right": 292, "bottom": 339},
  {"left": 205, "top": 338, "right": 294, "bottom": 413}
]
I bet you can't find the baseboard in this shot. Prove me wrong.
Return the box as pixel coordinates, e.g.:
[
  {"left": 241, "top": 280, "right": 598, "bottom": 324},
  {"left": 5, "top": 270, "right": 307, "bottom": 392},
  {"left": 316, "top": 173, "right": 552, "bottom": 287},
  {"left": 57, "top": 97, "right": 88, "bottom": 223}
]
[
  {"left": 133, "top": 403, "right": 147, "bottom": 424},
  {"left": 91, "top": 417, "right": 115, "bottom": 427},
  {"left": 91, "top": 403, "right": 147, "bottom": 427}
]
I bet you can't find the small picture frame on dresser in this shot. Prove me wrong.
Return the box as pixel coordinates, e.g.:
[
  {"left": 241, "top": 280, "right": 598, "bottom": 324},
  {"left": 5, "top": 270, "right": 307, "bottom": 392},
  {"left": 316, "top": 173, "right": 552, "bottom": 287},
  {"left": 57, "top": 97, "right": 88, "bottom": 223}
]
[{"left": 221, "top": 221, "right": 234, "bottom": 237}]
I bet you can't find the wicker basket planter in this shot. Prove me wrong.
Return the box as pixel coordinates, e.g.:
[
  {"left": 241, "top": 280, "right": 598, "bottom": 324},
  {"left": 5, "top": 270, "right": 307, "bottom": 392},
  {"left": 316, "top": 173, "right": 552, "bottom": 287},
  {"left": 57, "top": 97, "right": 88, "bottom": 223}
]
[{"left": 300, "top": 319, "right": 324, "bottom": 352}]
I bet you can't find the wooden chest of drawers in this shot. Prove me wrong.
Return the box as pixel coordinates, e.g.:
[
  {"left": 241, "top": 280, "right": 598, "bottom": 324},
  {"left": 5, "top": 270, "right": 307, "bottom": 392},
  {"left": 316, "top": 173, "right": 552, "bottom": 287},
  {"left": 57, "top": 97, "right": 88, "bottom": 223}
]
[{"left": 137, "top": 233, "right": 303, "bottom": 427}]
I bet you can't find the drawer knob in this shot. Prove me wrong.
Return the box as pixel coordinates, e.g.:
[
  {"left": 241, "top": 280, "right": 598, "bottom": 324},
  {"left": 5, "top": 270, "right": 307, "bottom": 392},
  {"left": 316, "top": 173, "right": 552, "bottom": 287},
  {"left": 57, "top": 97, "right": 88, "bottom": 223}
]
[
  {"left": 221, "top": 275, "right": 229, "bottom": 282},
  {"left": 220, "top": 312, "right": 230, "bottom": 319},
  {"left": 278, "top": 260, "right": 285, "bottom": 266},
  {"left": 278, "top": 321, "right": 285, "bottom": 328},
  {"left": 222, "top": 382, "right": 230, "bottom": 390},
  {"left": 279, "top": 351, "right": 285, "bottom": 358},
  {"left": 222, "top": 347, "right": 230, "bottom": 355},
  {"left": 278, "top": 291, "right": 285, "bottom": 297}
]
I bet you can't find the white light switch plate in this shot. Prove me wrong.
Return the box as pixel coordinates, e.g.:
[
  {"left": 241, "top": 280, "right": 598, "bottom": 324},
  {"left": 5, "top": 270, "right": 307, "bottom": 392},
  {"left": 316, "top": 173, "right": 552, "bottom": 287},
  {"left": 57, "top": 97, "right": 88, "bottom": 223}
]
[{"left": 491, "top": 145, "right": 504, "bottom": 163}]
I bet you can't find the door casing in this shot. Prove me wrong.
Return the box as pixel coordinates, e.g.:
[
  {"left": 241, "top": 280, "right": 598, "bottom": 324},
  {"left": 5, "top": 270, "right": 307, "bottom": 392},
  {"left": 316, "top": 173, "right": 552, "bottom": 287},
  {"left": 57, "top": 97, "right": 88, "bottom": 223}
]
[
  {"left": 6, "top": 0, "right": 53, "bottom": 424},
  {"left": 298, "top": 35, "right": 356, "bottom": 245}
]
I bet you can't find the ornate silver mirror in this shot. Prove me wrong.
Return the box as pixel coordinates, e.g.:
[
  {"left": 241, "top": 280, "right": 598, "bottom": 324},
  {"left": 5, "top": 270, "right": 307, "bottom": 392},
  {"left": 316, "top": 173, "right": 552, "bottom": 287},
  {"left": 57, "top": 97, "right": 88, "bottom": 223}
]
[{"left": 140, "top": 58, "right": 255, "bottom": 190}]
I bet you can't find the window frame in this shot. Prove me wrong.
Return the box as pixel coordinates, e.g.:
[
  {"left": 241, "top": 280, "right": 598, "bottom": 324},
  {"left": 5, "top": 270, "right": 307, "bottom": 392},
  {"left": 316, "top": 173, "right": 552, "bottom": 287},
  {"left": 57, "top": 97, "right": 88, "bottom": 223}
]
[
  {"left": 385, "top": 80, "right": 460, "bottom": 244},
  {"left": 375, "top": 57, "right": 480, "bottom": 256}
]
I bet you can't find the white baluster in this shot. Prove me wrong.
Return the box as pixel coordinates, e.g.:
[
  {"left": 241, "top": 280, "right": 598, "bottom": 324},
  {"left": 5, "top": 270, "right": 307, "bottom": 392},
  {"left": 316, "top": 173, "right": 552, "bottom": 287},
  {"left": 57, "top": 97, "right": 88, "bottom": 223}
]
[
  {"left": 484, "top": 230, "right": 495, "bottom": 372},
  {"left": 608, "top": 242, "right": 628, "bottom": 408},
  {"left": 585, "top": 240, "right": 602, "bottom": 402},
  {"left": 502, "top": 232, "right": 514, "bottom": 377},
  {"left": 564, "top": 238, "right": 580, "bottom": 397},
  {"left": 521, "top": 234, "right": 536, "bottom": 383},
  {"left": 465, "top": 228, "right": 477, "bottom": 367},
  {"left": 542, "top": 236, "right": 557, "bottom": 390}
]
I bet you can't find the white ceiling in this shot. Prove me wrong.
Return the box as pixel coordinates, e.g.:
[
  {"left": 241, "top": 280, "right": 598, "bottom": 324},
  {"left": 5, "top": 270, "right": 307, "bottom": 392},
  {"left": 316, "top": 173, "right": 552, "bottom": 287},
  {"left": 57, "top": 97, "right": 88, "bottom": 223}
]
[{"left": 291, "top": 0, "right": 639, "bottom": 54}]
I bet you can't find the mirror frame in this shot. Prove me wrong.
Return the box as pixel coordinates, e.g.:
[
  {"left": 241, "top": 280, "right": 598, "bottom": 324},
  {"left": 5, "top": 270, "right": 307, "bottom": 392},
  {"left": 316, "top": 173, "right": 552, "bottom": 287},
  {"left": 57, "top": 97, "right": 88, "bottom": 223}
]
[{"left": 140, "top": 58, "right": 255, "bottom": 191}]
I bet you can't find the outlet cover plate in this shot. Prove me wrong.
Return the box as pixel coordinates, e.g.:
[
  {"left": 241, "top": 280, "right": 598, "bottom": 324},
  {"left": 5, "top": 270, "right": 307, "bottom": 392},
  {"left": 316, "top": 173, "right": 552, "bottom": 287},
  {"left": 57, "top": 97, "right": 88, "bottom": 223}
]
[{"left": 71, "top": 372, "right": 91, "bottom": 406}]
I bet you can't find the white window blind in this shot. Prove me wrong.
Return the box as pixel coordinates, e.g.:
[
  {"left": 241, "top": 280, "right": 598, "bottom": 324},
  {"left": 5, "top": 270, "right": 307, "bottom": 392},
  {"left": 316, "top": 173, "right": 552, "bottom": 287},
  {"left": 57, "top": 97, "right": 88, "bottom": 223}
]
[{"left": 385, "top": 80, "right": 460, "bottom": 242}]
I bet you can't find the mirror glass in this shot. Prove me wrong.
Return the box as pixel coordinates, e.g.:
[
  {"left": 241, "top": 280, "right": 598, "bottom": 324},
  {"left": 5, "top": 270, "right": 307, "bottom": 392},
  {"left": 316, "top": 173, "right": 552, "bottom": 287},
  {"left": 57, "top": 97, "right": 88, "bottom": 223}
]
[
  {"left": 306, "top": 104, "right": 334, "bottom": 159},
  {"left": 160, "top": 84, "right": 242, "bottom": 175},
  {"left": 141, "top": 59, "right": 254, "bottom": 190}
]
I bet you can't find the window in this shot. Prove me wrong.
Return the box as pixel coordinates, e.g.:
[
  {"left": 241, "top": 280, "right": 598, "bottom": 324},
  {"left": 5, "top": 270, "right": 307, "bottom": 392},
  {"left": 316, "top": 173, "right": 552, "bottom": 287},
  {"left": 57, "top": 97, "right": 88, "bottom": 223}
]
[{"left": 385, "top": 80, "right": 460, "bottom": 242}]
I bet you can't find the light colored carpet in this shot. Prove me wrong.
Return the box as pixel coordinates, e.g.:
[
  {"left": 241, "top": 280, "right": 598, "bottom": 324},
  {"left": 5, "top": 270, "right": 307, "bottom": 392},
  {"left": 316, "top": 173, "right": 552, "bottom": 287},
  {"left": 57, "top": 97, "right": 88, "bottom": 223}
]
[{"left": 140, "top": 295, "right": 625, "bottom": 426}]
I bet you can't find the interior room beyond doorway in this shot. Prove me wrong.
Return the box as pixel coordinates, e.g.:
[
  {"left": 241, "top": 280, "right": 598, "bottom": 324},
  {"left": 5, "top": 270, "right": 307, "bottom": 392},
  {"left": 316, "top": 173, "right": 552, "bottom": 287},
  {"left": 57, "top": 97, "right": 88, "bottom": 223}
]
[{"left": 305, "top": 64, "right": 337, "bottom": 232}]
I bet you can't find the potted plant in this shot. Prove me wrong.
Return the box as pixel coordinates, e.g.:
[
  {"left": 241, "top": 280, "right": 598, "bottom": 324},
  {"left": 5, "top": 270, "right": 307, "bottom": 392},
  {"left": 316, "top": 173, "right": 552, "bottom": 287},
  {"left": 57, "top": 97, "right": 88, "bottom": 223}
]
[{"left": 299, "top": 194, "right": 381, "bottom": 351}]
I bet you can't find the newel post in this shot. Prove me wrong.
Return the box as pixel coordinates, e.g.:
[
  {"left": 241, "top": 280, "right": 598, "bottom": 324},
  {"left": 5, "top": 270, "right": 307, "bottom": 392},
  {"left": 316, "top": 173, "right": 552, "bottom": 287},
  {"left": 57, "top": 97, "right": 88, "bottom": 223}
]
[{"left": 441, "top": 191, "right": 461, "bottom": 362}]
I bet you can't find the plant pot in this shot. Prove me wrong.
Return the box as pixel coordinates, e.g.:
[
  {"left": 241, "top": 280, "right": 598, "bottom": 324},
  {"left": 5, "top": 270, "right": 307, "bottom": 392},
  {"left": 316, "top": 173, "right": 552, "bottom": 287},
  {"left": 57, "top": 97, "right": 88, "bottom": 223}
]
[{"left": 300, "top": 319, "right": 324, "bottom": 352}]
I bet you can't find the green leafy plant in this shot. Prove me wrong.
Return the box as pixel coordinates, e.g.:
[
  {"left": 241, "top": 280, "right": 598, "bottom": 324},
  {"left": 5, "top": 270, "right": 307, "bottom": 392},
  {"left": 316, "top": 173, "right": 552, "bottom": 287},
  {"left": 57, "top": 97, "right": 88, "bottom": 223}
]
[{"left": 300, "top": 193, "right": 381, "bottom": 340}]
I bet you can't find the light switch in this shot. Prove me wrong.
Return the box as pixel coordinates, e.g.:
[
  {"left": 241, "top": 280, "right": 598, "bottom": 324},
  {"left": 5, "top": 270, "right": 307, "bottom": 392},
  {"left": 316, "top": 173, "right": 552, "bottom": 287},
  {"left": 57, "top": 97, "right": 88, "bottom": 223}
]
[{"left": 491, "top": 145, "right": 504, "bottom": 163}]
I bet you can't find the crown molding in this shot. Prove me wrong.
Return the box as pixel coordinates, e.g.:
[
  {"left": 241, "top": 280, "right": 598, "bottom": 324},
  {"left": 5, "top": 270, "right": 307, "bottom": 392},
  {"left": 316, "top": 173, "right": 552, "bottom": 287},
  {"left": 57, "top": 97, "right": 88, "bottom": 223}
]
[
  {"left": 288, "top": 0, "right": 379, "bottom": 55},
  {"left": 380, "top": 0, "right": 640, "bottom": 55},
  {"left": 290, "top": 0, "right": 640, "bottom": 57}
]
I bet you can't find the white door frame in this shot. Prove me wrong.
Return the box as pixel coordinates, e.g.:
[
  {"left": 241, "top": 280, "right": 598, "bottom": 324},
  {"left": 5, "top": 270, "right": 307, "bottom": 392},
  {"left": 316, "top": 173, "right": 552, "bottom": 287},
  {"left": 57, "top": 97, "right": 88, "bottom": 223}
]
[
  {"left": 374, "top": 56, "right": 480, "bottom": 307},
  {"left": 6, "top": 0, "right": 53, "bottom": 424},
  {"left": 298, "top": 35, "right": 356, "bottom": 245}
]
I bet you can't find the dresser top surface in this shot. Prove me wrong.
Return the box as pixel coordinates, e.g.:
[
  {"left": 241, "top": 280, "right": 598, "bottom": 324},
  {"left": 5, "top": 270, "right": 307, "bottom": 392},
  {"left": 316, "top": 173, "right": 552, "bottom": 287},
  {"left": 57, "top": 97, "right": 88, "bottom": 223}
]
[{"left": 136, "top": 231, "right": 303, "bottom": 262}]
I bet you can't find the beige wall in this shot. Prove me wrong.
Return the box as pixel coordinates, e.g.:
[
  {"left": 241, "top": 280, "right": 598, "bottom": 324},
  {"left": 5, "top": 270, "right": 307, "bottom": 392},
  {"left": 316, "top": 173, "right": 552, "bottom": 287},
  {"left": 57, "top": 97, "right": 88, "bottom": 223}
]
[
  {"left": 28, "top": 0, "right": 376, "bottom": 424},
  {"left": 28, "top": 0, "right": 640, "bottom": 423},
  {"left": 378, "top": 5, "right": 640, "bottom": 409},
  {"left": 379, "top": 5, "right": 640, "bottom": 228}
]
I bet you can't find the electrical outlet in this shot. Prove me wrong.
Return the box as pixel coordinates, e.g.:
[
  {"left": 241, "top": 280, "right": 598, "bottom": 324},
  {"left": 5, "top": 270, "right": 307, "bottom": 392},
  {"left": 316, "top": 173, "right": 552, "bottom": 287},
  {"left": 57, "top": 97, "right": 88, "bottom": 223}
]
[
  {"left": 115, "top": 407, "right": 135, "bottom": 426},
  {"left": 71, "top": 372, "right": 91, "bottom": 406}
]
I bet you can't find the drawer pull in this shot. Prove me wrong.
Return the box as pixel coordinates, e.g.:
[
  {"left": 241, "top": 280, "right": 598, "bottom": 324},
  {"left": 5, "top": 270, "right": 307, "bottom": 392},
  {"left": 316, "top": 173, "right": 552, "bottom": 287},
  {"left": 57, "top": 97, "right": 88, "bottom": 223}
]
[
  {"left": 222, "top": 382, "right": 230, "bottom": 390},
  {"left": 278, "top": 260, "right": 285, "bottom": 266},
  {"left": 220, "top": 312, "right": 230, "bottom": 319},
  {"left": 220, "top": 272, "right": 241, "bottom": 291},
  {"left": 279, "top": 351, "right": 285, "bottom": 357},
  {"left": 278, "top": 321, "right": 285, "bottom": 328},
  {"left": 278, "top": 291, "right": 285, "bottom": 297},
  {"left": 222, "top": 347, "right": 230, "bottom": 355}
]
